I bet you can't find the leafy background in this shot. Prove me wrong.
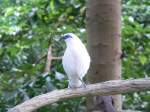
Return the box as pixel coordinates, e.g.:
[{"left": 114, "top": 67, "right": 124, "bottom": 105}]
[{"left": 0, "top": 0, "right": 149, "bottom": 112}]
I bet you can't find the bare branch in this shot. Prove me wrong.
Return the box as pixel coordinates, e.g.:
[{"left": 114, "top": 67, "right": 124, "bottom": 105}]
[
  {"left": 44, "top": 46, "right": 62, "bottom": 73},
  {"left": 44, "top": 46, "right": 52, "bottom": 73},
  {"left": 35, "top": 50, "right": 62, "bottom": 65},
  {"left": 9, "top": 78, "right": 150, "bottom": 112}
]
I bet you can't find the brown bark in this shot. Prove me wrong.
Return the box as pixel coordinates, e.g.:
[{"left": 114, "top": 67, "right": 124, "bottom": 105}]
[
  {"left": 86, "top": 0, "right": 122, "bottom": 111},
  {"left": 44, "top": 45, "right": 62, "bottom": 73},
  {"left": 44, "top": 45, "right": 52, "bottom": 73},
  {"left": 9, "top": 78, "right": 150, "bottom": 112}
]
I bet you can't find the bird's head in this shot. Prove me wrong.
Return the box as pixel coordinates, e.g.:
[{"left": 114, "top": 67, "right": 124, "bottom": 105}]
[
  {"left": 61, "top": 33, "right": 78, "bottom": 42},
  {"left": 61, "top": 33, "right": 82, "bottom": 47}
]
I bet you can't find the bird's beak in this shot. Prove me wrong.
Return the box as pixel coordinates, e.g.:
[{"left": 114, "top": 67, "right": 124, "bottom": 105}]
[{"left": 60, "top": 36, "right": 64, "bottom": 41}]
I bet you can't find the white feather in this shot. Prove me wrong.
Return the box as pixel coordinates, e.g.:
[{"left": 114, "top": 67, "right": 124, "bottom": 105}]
[{"left": 62, "top": 33, "right": 90, "bottom": 88}]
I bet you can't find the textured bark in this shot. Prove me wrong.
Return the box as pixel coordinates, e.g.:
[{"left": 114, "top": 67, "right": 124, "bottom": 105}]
[
  {"left": 9, "top": 78, "right": 150, "bottom": 112},
  {"left": 86, "top": 0, "right": 122, "bottom": 111}
]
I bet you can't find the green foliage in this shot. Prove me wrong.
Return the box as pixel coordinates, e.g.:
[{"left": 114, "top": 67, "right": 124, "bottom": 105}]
[
  {"left": 122, "top": 0, "right": 150, "bottom": 111},
  {"left": 0, "top": 0, "right": 86, "bottom": 111},
  {"left": 0, "top": 0, "right": 149, "bottom": 111}
]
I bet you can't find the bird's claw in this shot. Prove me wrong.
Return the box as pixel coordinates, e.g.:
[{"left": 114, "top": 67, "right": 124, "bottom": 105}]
[{"left": 79, "top": 78, "right": 86, "bottom": 88}]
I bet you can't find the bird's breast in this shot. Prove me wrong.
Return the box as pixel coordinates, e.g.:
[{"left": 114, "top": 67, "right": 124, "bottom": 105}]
[{"left": 62, "top": 45, "right": 90, "bottom": 78}]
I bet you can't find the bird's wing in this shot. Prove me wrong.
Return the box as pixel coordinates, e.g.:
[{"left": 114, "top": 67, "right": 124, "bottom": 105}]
[
  {"left": 70, "top": 44, "right": 90, "bottom": 78},
  {"left": 62, "top": 47, "right": 78, "bottom": 79},
  {"left": 76, "top": 47, "right": 90, "bottom": 78},
  {"left": 62, "top": 43, "right": 90, "bottom": 79}
]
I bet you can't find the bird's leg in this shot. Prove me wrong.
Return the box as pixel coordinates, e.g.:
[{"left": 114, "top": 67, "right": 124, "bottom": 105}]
[
  {"left": 68, "top": 84, "right": 78, "bottom": 89},
  {"left": 68, "top": 83, "right": 72, "bottom": 88},
  {"left": 68, "top": 82, "right": 76, "bottom": 89},
  {"left": 79, "top": 77, "right": 86, "bottom": 88},
  {"left": 67, "top": 78, "right": 86, "bottom": 88}
]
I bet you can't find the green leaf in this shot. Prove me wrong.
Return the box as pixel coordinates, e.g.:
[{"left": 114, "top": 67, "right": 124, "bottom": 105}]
[
  {"left": 139, "top": 55, "right": 147, "bottom": 65},
  {"left": 0, "top": 48, "right": 3, "bottom": 55}
]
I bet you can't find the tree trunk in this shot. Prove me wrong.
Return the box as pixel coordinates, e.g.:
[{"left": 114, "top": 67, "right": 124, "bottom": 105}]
[{"left": 86, "top": 0, "right": 122, "bottom": 112}]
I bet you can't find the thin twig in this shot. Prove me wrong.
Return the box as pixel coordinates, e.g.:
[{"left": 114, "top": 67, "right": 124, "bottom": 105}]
[
  {"left": 35, "top": 53, "right": 62, "bottom": 64},
  {"left": 44, "top": 46, "right": 52, "bottom": 73}
]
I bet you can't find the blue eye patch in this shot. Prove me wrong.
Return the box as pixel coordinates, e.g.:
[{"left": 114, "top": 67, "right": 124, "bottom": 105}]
[{"left": 63, "top": 34, "right": 72, "bottom": 40}]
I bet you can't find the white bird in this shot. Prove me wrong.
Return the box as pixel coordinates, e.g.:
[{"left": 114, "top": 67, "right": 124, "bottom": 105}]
[{"left": 62, "top": 33, "right": 91, "bottom": 88}]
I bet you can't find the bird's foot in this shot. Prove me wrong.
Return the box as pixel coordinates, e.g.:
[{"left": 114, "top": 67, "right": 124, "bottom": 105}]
[
  {"left": 68, "top": 84, "right": 73, "bottom": 88},
  {"left": 79, "top": 78, "right": 86, "bottom": 88},
  {"left": 67, "top": 81, "right": 86, "bottom": 89},
  {"left": 81, "top": 82, "right": 86, "bottom": 88}
]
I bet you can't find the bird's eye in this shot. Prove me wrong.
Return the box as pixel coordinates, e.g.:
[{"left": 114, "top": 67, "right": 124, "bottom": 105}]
[{"left": 63, "top": 35, "right": 72, "bottom": 40}]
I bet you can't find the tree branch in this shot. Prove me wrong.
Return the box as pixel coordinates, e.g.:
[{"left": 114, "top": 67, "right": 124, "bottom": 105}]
[
  {"left": 44, "top": 45, "right": 52, "bottom": 73},
  {"left": 44, "top": 45, "right": 62, "bottom": 73},
  {"left": 9, "top": 78, "right": 150, "bottom": 112},
  {"left": 34, "top": 49, "right": 62, "bottom": 65}
]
